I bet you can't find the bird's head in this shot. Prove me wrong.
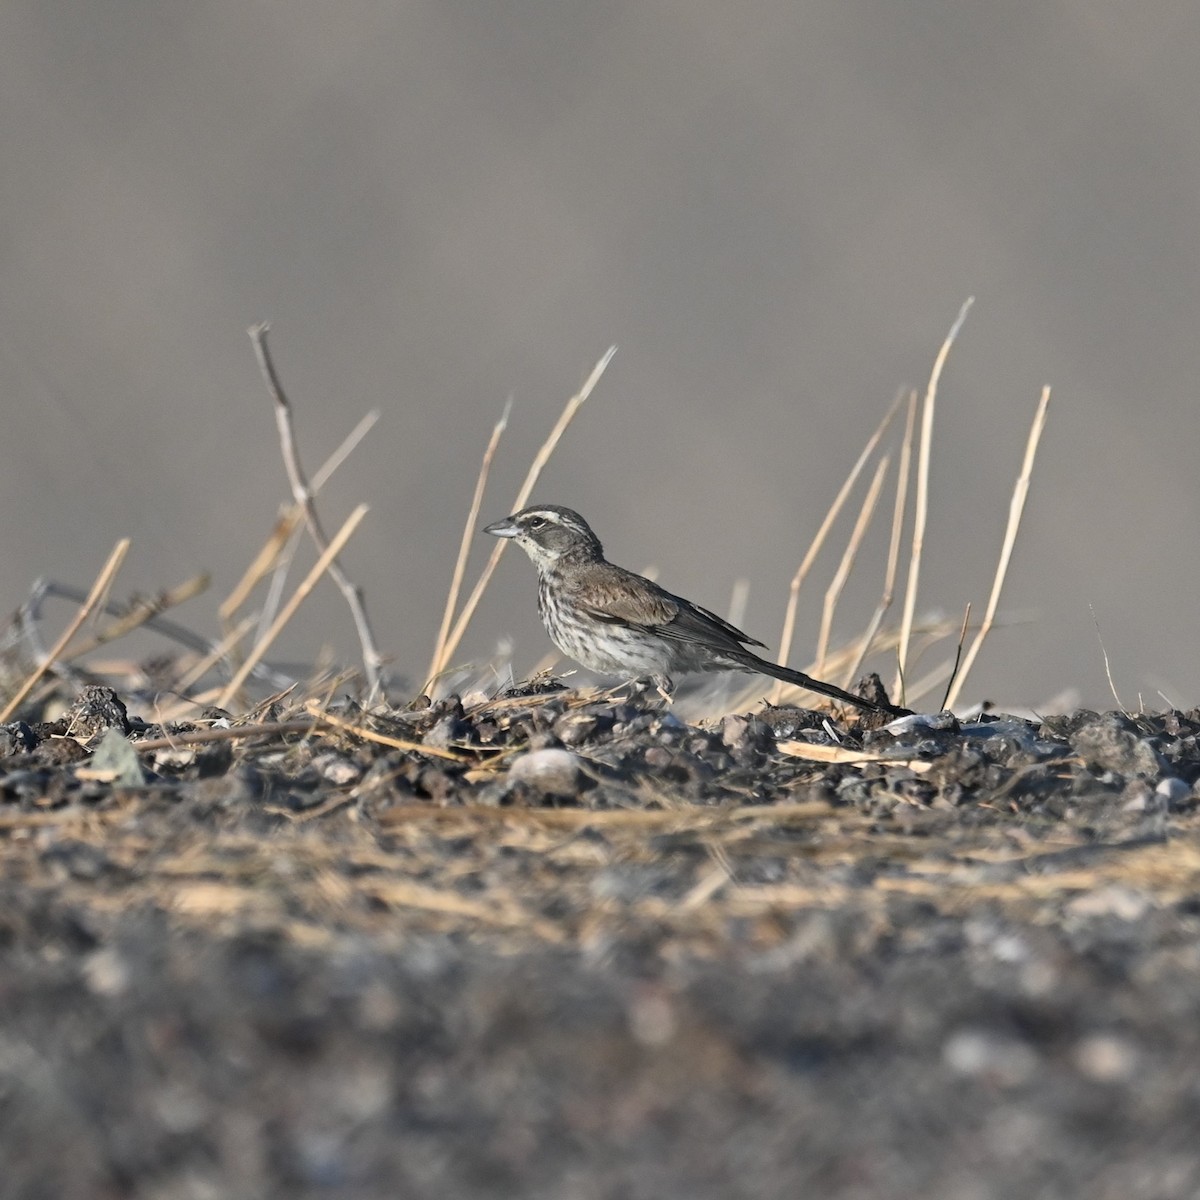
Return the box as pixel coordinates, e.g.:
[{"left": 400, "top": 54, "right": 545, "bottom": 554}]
[{"left": 483, "top": 504, "right": 604, "bottom": 570}]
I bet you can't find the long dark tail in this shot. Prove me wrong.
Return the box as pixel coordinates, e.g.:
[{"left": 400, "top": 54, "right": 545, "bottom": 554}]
[{"left": 737, "top": 652, "right": 908, "bottom": 717}]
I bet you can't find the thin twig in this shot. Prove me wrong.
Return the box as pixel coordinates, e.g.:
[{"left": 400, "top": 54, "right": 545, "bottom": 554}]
[
  {"left": 223, "top": 410, "right": 377, "bottom": 630},
  {"left": 941, "top": 602, "right": 973, "bottom": 710},
  {"left": 439, "top": 347, "right": 617, "bottom": 674},
  {"left": 427, "top": 400, "right": 512, "bottom": 684},
  {"left": 0, "top": 539, "right": 131, "bottom": 723},
  {"left": 772, "top": 388, "right": 906, "bottom": 701},
  {"left": 945, "top": 385, "right": 1050, "bottom": 709},
  {"left": 133, "top": 720, "right": 318, "bottom": 753},
  {"left": 815, "top": 455, "right": 888, "bottom": 674},
  {"left": 255, "top": 525, "right": 303, "bottom": 644},
  {"left": 18, "top": 578, "right": 292, "bottom": 693},
  {"left": 311, "top": 409, "right": 380, "bottom": 492},
  {"left": 262, "top": 411, "right": 379, "bottom": 636},
  {"left": 220, "top": 507, "right": 304, "bottom": 622},
  {"left": 903, "top": 656, "right": 960, "bottom": 708},
  {"left": 304, "top": 700, "right": 473, "bottom": 762},
  {"left": 510, "top": 347, "right": 617, "bottom": 514},
  {"left": 249, "top": 324, "right": 382, "bottom": 698},
  {"left": 1089, "top": 605, "right": 1125, "bottom": 712},
  {"left": 217, "top": 504, "right": 369, "bottom": 708},
  {"left": 895, "top": 297, "right": 974, "bottom": 700},
  {"left": 170, "top": 616, "right": 259, "bottom": 695},
  {"left": 843, "top": 390, "right": 918, "bottom": 686},
  {"left": 62, "top": 574, "right": 210, "bottom": 660}
]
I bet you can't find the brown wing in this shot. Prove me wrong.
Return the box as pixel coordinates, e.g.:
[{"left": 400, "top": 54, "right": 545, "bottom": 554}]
[
  {"left": 568, "top": 564, "right": 679, "bottom": 625},
  {"left": 656, "top": 595, "right": 768, "bottom": 653},
  {"left": 571, "top": 564, "right": 767, "bottom": 652}
]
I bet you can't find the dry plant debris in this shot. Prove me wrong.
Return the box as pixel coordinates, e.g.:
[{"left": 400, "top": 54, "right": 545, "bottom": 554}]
[
  {"left": 3, "top": 678, "right": 1200, "bottom": 1197},
  {"left": 4, "top": 682, "right": 1199, "bottom": 953}
]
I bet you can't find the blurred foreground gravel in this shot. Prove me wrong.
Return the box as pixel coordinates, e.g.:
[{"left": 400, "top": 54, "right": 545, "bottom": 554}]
[{"left": 2, "top": 683, "right": 1200, "bottom": 1199}]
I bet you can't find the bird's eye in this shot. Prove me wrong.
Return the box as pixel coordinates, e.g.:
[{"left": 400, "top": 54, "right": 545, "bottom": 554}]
[{"left": 527, "top": 517, "right": 547, "bottom": 530}]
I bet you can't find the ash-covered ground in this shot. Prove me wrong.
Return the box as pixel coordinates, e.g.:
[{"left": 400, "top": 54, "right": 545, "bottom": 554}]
[{"left": 3, "top": 682, "right": 1200, "bottom": 1199}]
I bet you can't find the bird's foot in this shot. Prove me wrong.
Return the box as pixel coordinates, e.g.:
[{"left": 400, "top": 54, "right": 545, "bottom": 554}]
[{"left": 617, "top": 675, "right": 674, "bottom": 705}]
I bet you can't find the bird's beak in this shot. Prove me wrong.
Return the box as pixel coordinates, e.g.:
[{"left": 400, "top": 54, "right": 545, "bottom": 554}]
[{"left": 483, "top": 516, "right": 520, "bottom": 538}]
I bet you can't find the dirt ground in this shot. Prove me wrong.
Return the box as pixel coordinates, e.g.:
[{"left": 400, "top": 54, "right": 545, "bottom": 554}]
[{"left": 3, "top": 682, "right": 1200, "bottom": 1199}]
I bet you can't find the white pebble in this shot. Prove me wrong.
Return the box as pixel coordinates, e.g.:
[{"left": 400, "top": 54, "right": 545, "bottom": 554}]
[{"left": 508, "top": 748, "right": 582, "bottom": 797}]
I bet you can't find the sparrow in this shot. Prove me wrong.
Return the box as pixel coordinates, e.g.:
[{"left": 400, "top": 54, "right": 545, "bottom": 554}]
[{"left": 485, "top": 504, "right": 904, "bottom": 716}]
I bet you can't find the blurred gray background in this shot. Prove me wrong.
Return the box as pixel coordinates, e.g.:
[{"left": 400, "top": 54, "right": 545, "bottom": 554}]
[{"left": 2, "top": 1, "right": 1198, "bottom": 711}]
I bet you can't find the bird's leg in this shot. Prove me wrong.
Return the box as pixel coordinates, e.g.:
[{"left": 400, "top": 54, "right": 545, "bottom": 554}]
[{"left": 619, "top": 674, "right": 674, "bottom": 704}]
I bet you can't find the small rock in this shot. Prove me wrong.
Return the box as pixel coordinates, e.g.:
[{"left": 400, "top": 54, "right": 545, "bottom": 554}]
[
  {"left": 312, "top": 753, "right": 361, "bottom": 786},
  {"left": 64, "top": 685, "right": 131, "bottom": 740},
  {"left": 943, "top": 1028, "right": 1038, "bottom": 1085},
  {"left": 1067, "top": 884, "right": 1152, "bottom": 921},
  {"left": 151, "top": 746, "right": 197, "bottom": 774},
  {"left": 507, "top": 748, "right": 582, "bottom": 797},
  {"left": 82, "top": 947, "right": 130, "bottom": 997},
  {"left": 891, "top": 710, "right": 959, "bottom": 734},
  {"left": 1071, "top": 713, "right": 1164, "bottom": 779},
  {"left": 85, "top": 726, "right": 146, "bottom": 786},
  {"left": 41, "top": 839, "right": 113, "bottom": 881},
  {"left": 627, "top": 985, "right": 677, "bottom": 1047},
  {"left": 555, "top": 711, "right": 606, "bottom": 746},
  {"left": 32, "top": 737, "right": 89, "bottom": 768},
  {"left": 721, "top": 714, "right": 750, "bottom": 750},
  {"left": 1073, "top": 1033, "right": 1138, "bottom": 1082},
  {"left": 1156, "top": 776, "right": 1193, "bottom": 810},
  {"left": 0, "top": 722, "right": 36, "bottom": 757},
  {"left": 1120, "top": 779, "right": 1156, "bottom": 813}
]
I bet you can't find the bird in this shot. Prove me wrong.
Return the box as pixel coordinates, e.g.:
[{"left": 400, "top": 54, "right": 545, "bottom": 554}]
[{"left": 484, "top": 504, "right": 905, "bottom": 717}]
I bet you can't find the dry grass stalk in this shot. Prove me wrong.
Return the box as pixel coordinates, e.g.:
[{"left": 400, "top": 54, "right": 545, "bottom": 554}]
[
  {"left": 166, "top": 617, "right": 259, "bottom": 698},
  {"left": 1090, "top": 604, "right": 1126, "bottom": 712},
  {"left": 944, "top": 385, "right": 1051, "bottom": 710},
  {"left": 62, "top": 573, "right": 211, "bottom": 661},
  {"left": 249, "top": 324, "right": 383, "bottom": 697},
  {"left": 16, "top": 576, "right": 292, "bottom": 699},
  {"left": 427, "top": 400, "right": 513, "bottom": 685},
  {"left": 246, "top": 410, "right": 382, "bottom": 641},
  {"left": 436, "top": 346, "right": 618, "bottom": 678},
  {"left": 303, "top": 699, "right": 471, "bottom": 763},
  {"left": 217, "top": 504, "right": 369, "bottom": 708},
  {"left": 895, "top": 297, "right": 974, "bottom": 699},
  {"left": 0, "top": 809, "right": 132, "bottom": 832},
  {"left": 941, "top": 602, "right": 974, "bottom": 709},
  {"left": 903, "top": 656, "right": 961, "bottom": 708},
  {"left": 777, "top": 740, "right": 932, "bottom": 771},
  {"left": 311, "top": 409, "right": 380, "bottom": 492},
  {"left": 361, "top": 877, "right": 564, "bottom": 942},
  {"left": 133, "top": 720, "right": 318, "bottom": 753},
  {"left": 814, "top": 454, "right": 889, "bottom": 675},
  {"left": 375, "top": 802, "right": 741, "bottom": 832},
  {"left": 0, "top": 539, "right": 131, "bottom": 723},
  {"left": 242, "top": 684, "right": 302, "bottom": 724},
  {"left": 219, "top": 508, "right": 304, "bottom": 623},
  {"left": 772, "top": 388, "right": 906, "bottom": 702},
  {"left": 881, "top": 613, "right": 984, "bottom": 707},
  {"left": 842, "top": 391, "right": 918, "bottom": 687},
  {"left": 255, "top": 537, "right": 300, "bottom": 647},
  {"left": 678, "top": 864, "right": 734, "bottom": 910}
]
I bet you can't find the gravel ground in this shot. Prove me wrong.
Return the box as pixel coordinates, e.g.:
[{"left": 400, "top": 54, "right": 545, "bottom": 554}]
[{"left": 3, "top": 683, "right": 1200, "bottom": 1199}]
